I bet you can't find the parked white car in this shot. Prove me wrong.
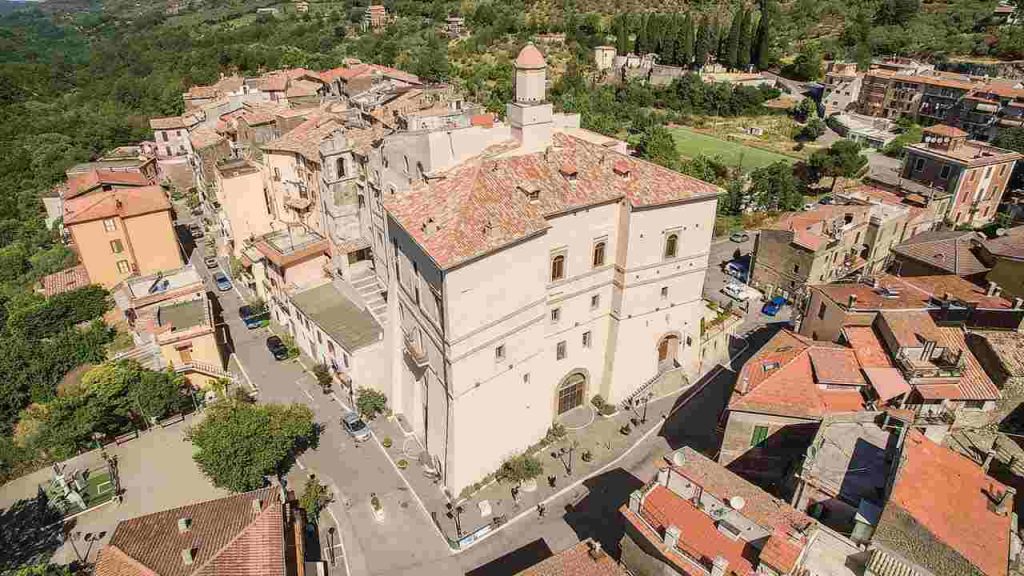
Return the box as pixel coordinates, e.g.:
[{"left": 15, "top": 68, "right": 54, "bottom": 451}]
[{"left": 722, "top": 281, "right": 761, "bottom": 302}]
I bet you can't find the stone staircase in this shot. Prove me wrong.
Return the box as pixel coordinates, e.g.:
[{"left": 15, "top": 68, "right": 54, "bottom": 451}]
[
  {"left": 351, "top": 268, "right": 388, "bottom": 326},
  {"left": 111, "top": 340, "right": 164, "bottom": 371}
]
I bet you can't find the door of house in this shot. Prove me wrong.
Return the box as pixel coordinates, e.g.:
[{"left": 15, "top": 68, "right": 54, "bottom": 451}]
[{"left": 557, "top": 373, "right": 585, "bottom": 414}]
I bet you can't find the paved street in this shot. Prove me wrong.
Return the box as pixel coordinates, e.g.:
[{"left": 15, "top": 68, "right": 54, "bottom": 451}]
[{"left": 703, "top": 233, "right": 792, "bottom": 331}]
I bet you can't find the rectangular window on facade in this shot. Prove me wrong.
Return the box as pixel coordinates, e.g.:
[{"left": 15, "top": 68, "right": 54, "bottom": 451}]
[
  {"left": 660, "top": 286, "right": 668, "bottom": 300},
  {"left": 556, "top": 341, "right": 567, "bottom": 360},
  {"left": 582, "top": 331, "right": 591, "bottom": 348},
  {"left": 161, "top": 131, "right": 168, "bottom": 142},
  {"left": 273, "top": 168, "right": 281, "bottom": 181},
  {"left": 750, "top": 425, "right": 769, "bottom": 447},
  {"left": 116, "top": 260, "right": 131, "bottom": 274},
  {"left": 591, "top": 294, "right": 600, "bottom": 309},
  {"left": 523, "top": 373, "right": 530, "bottom": 384},
  {"left": 818, "top": 302, "right": 827, "bottom": 320},
  {"left": 793, "top": 264, "right": 800, "bottom": 274},
  {"left": 939, "top": 165, "right": 951, "bottom": 179},
  {"left": 913, "top": 157, "right": 925, "bottom": 172},
  {"left": 103, "top": 218, "right": 117, "bottom": 232},
  {"left": 550, "top": 253, "right": 566, "bottom": 281},
  {"left": 495, "top": 345, "right": 505, "bottom": 361},
  {"left": 110, "top": 239, "right": 123, "bottom": 254},
  {"left": 1000, "top": 164, "right": 1007, "bottom": 176},
  {"left": 985, "top": 166, "right": 993, "bottom": 178},
  {"left": 550, "top": 308, "right": 561, "bottom": 323}
]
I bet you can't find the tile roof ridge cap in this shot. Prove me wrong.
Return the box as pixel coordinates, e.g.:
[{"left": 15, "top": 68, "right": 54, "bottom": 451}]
[
  {"left": 65, "top": 191, "right": 112, "bottom": 220},
  {"left": 186, "top": 491, "right": 281, "bottom": 576},
  {"left": 100, "top": 543, "right": 161, "bottom": 576}
]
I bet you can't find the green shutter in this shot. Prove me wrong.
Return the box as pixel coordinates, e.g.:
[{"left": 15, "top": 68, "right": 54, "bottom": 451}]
[{"left": 750, "top": 425, "right": 769, "bottom": 447}]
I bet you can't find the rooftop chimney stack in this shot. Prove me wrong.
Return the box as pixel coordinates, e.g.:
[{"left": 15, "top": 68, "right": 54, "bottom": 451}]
[
  {"left": 848, "top": 294, "right": 858, "bottom": 309},
  {"left": 987, "top": 281, "right": 999, "bottom": 297},
  {"left": 182, "top": 548, "right": 196, "bottom": 566},
  {"left": 1013, "top": 297, "right": 1023, "bottom": 310},
  {"left": 711, "top": 556, "right": 729, "bottom": 576},
  {"left": 251, "top": 498, "right": 262, "bottom": 514},
  {"left": 588, "top": 540, "right": 604, "bottom": 559},
  {"left": 663, "top": 525, "right": 681, "bottom": 549},
  {"left": 177, "top": 517, "right": 191, "bottom": 533}
]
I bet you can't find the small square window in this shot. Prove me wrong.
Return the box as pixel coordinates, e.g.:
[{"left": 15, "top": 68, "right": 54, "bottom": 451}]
[
  {"left": 818, "top": 302, "right": 827, "bottom": 320},
  {"left": 750, "top": 425, "right": 769, "bottom": 447},
  {"left": 116, "top": 260, "right": 131, "bottom": 274},
  {"left": 556, "top": 341, "right": 567, "bottom": 360},
  {"left": 939, "top": 165, "right": 951, "bottom": 179},
  {"left": 591, "top": 294, "right": 600, "bottom": 309},
  {"left": 913, "top": 157, "right": 925, "bottom": 172},
  {"left": 551, "top": 308, "right": 561, "bottom": 323},
  {"left": 495, "top": 345, "right": 506, "bottom": 361},
  {"left": 103, "top": 218, "right": 117, "bottom": 232},
  {"left": 582, "top": 331, "right": 592, "bottom": 348},
  {"left": 793, "top": 264, "right": 800, "bottom": 274},
  {"left": 660, "top": 286, "right": 668, "bottom": 300},
  {"left": 110, "top": 239, "right": 124, "bottom": 254}
]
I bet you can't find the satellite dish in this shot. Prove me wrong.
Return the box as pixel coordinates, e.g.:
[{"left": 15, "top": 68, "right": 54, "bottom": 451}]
[
  {"left": 672, "top": 451, "right": 686, "bottom": 467},
  {"left": 729, "top": 496, "right": 746, "bottom": 511}
]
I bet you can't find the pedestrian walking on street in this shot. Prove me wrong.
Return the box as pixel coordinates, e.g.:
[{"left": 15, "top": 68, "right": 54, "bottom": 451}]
[{"left": 537, "top": 503, "right": 546, "bottom": 518}]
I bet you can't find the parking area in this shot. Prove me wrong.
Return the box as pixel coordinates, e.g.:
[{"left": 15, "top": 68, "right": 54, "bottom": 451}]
[{"left": 704, "top": 232, "right": 792, "bottom": 331}]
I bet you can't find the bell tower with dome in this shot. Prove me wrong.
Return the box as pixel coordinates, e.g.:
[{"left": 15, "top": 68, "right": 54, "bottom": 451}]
[{"left": 508, "top": 43, "right": 554, "bottom": 150}]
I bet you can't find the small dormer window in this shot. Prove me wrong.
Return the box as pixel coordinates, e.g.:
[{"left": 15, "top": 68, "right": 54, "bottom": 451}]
[
  {"left": 560, "top": 162, "right": 578, "bottom": 181},
  {"left": 613, "top": 159, "right": 631, "bottom": 178},
  {"left": 519, "top": 184, "right": 541, "bottom": 203}
]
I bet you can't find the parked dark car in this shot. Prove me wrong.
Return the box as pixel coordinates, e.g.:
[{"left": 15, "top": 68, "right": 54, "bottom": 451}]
[
  {"left": 266, "top": 336, "right": 289, "bottom": 360},
  {"left": 762, "top": 296, "right": 787, "bottom": 317}
]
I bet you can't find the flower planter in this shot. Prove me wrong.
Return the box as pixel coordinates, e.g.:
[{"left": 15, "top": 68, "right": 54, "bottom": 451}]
[
  {"left": 370, "top": 495, "right": 385, "bottom": 521},
  {"left": 396, "top": 459, "right": 409, "bottom": 470},
  {"left": 521, "top": 478, "right": 538, "bottom": 493},
  {"left": 598, "top": 407, "right": 619, "bottom": 418}
]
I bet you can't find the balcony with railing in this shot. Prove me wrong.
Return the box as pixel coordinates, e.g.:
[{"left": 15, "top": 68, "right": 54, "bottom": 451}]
[
  {"left": 173, "top": 360, "right": 233, "bottom": 379},
  {"left": 895, "top": 347, "right": 964, "bottom": 381}
]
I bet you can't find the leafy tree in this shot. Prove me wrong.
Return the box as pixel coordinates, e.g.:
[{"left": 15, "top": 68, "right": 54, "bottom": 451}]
[
  {"left": 188, "top": 403, "right": 318, "bottom": 492},
  {"left": 783, "top": 43, "right": 823, "bottom": 81},
  {"left": 678, "top": 13, "right": 694, "bottom": 67},
  {"left": 299, "top": 474, "right": 333, "bottom": 524},
  {"left": 7, "top": 285, "right": 110, "bottom": 340},
  {"left": 753, "top": 0, "right": 773, "bottom": 69},
  {"left": 737, "top": 10, "right": 753, "bottom": 70},
  {"left": 724, "top": 8, "right": 742, "bottom": 70},
  {"left": 412, "top": 34, "right": 450, "bottom": 82},
  {"left": 719, "top": 179, "right": 745, "bottom": 215},
  {"left": 748, "top": 162, "right": 803, "bottom": 212},
  {"left": 797, "top": 118, "right": 826, "bottom": 141},
  {"left": 635, "top": 126, "right": 680, "bottom": 170},
  {"left": 809, "top": 140, "right": 868, "bottom": 191},
  {"left": 498, "top": 453, "right": 543, "bottom": 484},
  {"left": 130, "top": 370, "right": 187, "bottom": 422},
  {"left": 356, "top": 387, "right": 388, "bottom": 419},
  {"left": 680, "top": 154, "right": 730, "bottom": 186},
  {"left": 12, "top": 564, "right": 72, "bottom": 576},
  {"left": 875, "top": 0, "right": 921, "bottom": 26}
]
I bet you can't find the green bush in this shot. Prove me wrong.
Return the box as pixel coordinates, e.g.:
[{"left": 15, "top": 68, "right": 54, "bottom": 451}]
[
  {"left": 299, "top": 474, "right": 333, "bottom": 524},
  {"left": 7, "top": 285, "right": 111, "bottom": 340},
  {"left": 356, "top": 388, "right": 388, "bottom": 420},
  {"left": 312, "top": 363, "right": 332, "bottom": 388},
  {"left": 590, "top": 394, "right": 606, "bottom": 409},
  {"left": 498, "top": 453, "right": 543, "bottom": 484},
  {"left": 545, "top": 422, "right": 567, "bottom": 443}
]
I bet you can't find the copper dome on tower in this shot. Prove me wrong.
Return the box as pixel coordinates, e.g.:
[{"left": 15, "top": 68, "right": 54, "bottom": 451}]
[{"left": 515, "top": 43, "right": 547, "bottom": 70}]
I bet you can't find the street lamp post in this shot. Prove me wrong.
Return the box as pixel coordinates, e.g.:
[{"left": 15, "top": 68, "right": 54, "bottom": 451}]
[
  {"left": 641, "top": 392, "right": 653, "bottom": 424},
  {"left": 326, "top": 527, "right": 337, "bottom": 567},
  {"left": 445, "top": 502, "right": 463, "bottom": 538}
]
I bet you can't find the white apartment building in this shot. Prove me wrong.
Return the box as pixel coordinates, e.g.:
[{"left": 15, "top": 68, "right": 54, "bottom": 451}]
[{"left": 377, "top": 44, "right": 721, "bottom": 493}]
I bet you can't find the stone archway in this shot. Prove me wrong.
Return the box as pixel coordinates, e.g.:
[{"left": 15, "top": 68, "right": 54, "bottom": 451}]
[
  {"left": 556, "top": 371, "right": 587, "bottom": 415},
  {"left": 657, "top": 333, "right": 681, "bottom": 371}
]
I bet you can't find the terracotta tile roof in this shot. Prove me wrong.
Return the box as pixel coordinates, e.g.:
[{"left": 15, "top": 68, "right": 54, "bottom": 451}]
[
  {"left": 262, "top": 114, "right": 337, "bottom": 160},
  {"left": 149, "top": 115, "right": 197, "bottom": 131},
  {"left": 213, "top": 75, "right": 244, "bottom": 93},
  {"left": 39, "top": 265, "right": 91, "bottom": 297},
  {"left": 842, "top": 326, "right": 894, "bottom": 368},
  {"left": 189, "top": 127, "right": 225, "bottom": 150},
  {"left": 66, "top": 170, "right": 154, "bottom": 199},
  {"left": 907, "top": 139, "right": 1022, "bottom": 167},
  {"left": 879, "top": 310, "right": 945, "bottom": 349},
  {"left": 514, "top": 540, "right": 628, "bottom": 576},
  {"left": 975, "top": 330, "right": 1024, "bottom": 377},
  {"left": 185, "top": 85, "right": 219, "bottom": 100},
  {"left": 808, "top": 347, "right": 866, "bottom": 386},
  {"left": 285, "top": 79, "right": 321, "bottom": 98},
  {"left": 923, "top": 124, "right": 968, "bottom": 138},
  {"left": 664, "top": 447, "right": 815, "bottom": 534},
  {"left": 765, "top": 205, "right": 870, "bottom": 252},
  {"left": 94, "top": 487, "right": 287, "bottom": 576},
  {"left": 876, "top": 431, "right": 1011, "bottom": 576},
  {"left": 256, "top": 73, "right": 288, "bottom": 92},
  {"left": 815, "top": 273, "right": 1013, "bottom": 311},
  {"left": 64, "top": 186, "right": 172, "bottom": 226},
  {"left": 759, "top": 528, "right": 803, "bottom": 574},
  {"left": 934, "top": 327, "right": 1000, "bottom": 401},
  {"left": 731, "top": 330, "right": 866, "bottom": 419},
  {"left": 322, "top": 63, "right": 420, "bottom": 85},
  {"left": 892, "top": 230, "right": 989, "bottom": 276},
  {"left": 639, "top": 485, "right": 755, "bottom": 575},
  {"left": 384, "top": 132, "right": 720, "bottom": 270},
  {"left": 864, "top": 367, "right": 911, "bottom": 402},
  {"left": 984, "top": 226, "right": 1024, "bottom": 261}
]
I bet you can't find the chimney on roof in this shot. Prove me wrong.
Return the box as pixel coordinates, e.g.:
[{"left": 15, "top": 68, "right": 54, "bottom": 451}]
[
  {"left": 987, "top": 281, "right": 999, "bottom": 297},
  {"left": 182, "top": 547, "right": 196, "bottom": 566},
  {"left": 613, "top": 158, "right": 631, "bottom": 179},
  {"left": 994, "top": 286, "right": 1003, "bottom": 298},
  {"left": 872, "top": 277, "right": 880, "bottom": 289},
  {"left": 252, "top": 498, "right": 262, "bottom": 514},
  {"left": 848, "top": 294, "right": 858, "bottom": 309},
  {"left": 663, "top": 525, "right": 681, "bottom": 549},
  {"left": 587, "top": 540, "right": 605, "bottom": 559},
  {"left": 628, "top": 489, "right": 643, "bottom": 513},
  {"left": 1014, "top": 297, "right": 1024, "bottom": 309},
  {"left": 177, "top": 517, "right": 191, "bottom": 533},
  {"left": 983, "top": 448, "right": 998, "bottom": 473},
  {"left": 711, "top": 556, "right": 729, "bottom": 576}
]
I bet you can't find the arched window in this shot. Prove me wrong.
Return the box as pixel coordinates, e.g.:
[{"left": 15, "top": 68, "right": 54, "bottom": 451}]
[
  {"left": 592, "top": 242, "right": 606, "bottom": 267},
  {"left": 557, "top": 372, "right": 586, "bottom": 414},
  {"left": 664, "top": 233, "right": 678, "bottom": 259},
  {"left": 550, "top": 254, "right": 565, "bottom": 281},
  {"left": 336, "top": 157, "right": 346, "bottom": 178}
]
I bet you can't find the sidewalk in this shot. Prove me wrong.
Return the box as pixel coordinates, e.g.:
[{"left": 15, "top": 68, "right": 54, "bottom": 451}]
[{"left": 369, "top": 376, "right": 705, "bottom": 550}]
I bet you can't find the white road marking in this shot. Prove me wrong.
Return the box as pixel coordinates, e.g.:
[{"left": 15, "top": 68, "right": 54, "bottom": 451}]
[
  {"left": 295, "top": 458, "right": 306, "bottom": 471},
  {"left": 326, "top": 506, "right": 352, "bottom": 576},
  {"left": 230, "top": 352, "right": 257, "bottom": 392}
]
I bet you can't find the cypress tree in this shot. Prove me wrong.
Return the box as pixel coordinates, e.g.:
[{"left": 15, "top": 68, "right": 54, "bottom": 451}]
[
  {"left": 636, "top": 13, "right": 650, "bottom": 55},
  {"left": 614, "top": 15, "right": 629, "bottom": 55},
  {"left": 680, "top": 13, "right": 694, "bottom": 67},
  {"left": 695, "top": 16, "right": 711, "bottom": 68},
  {"left": 725, "top": 8, "right": 742, "bottom": 70},
  {"left": 737, "top": 9, "right": 753, "bottom": 70},
  {"left": 753, "top": 0, "right": 772, "bottom": 69}
]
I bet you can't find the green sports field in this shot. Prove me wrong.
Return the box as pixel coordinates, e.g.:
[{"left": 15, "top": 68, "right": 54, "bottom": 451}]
[{"left": 669, "top": 126, "right": 796, "bottom": 171}]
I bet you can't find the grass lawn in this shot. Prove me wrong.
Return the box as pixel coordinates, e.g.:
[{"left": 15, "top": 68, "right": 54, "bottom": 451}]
[{"left": 670, "top": 126, "right": 797, "bottom": 171}]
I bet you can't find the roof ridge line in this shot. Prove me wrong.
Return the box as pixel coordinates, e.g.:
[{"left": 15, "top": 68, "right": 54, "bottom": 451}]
[
  {"left": 187, "top": 488, "right": 280, "bottom": 575},
  {"left": 102, "top": 543, "right": 162, "bottom": 576}
]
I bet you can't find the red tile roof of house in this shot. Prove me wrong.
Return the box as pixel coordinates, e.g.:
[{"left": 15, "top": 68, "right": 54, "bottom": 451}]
[
  {"left": 322, "top": 63, "right": 421, "bottom": 85},
  {"left": 765, "top": 205, "right": 870, "bottom": 252},
  {"left": 638, "top": 484, "right": 756, "bottom": 576},
  {"left": 514, "top": 540, "right": 628, "bottom": 576},
  {"left": 923, "top": 124, "right": 968, "bottom": 138},
  {"left": 94, "top": 487, "right": 288, "bottom": 576},
  {"left": 383, "top": 132, "right": 720, "bottom": 270},
  {"left": 875, "top": 431, "right": 1012, "bottom": 576},
  {"left": 842, "top": 326, "right": 894, "bottom": 368},
  {"left": 731, "top": 330, "right": 866, "bottom": 419},
  {"left": 39, "top": 265, "right": 91, "bottom": 297},
  {"left": 892, "top": 230, "right": 990, "bottom": 276},
  {"left": 984, "top": 226, "right": 1024, "bottom": 261},
  {"left": 664, "top": 447, "right": 815, "bottom": 534},
  {"left": 814, "top": 273, "right": 1013, "bottom": 311},
  {"left": 64, "top": 186, "right": 172, "bottom": 226},
  {"left": 759, "top": 528, "right": 804, "bottom": 574},
  {"left": 933, "top": 326, "right": 1000, "bottom": 401},
  {"left": 189, "top": 127, "right": 226, "bottom": 150},
  {"left": 878, "top": 310, "right": 945, "bottom": 349},
  {"left": 66, "top": 170, "right": 154, "bottom": 199}
]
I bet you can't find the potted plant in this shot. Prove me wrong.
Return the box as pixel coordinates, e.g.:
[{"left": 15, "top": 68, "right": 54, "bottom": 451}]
[
  {"left": 620, "top": 423, "right": 632, "bottom": 436},
  {"left": 499, "top": 453, "right": 543, "bottom": 493},
  {"left": 581, "top": 449, "right": 593, "bottom": 463},
  {"left": 313, "top": 363, "right": 333, "bottom": 394},
  {"left": 397, "top": 459, "right": 409, "bottom": 470},
  {"left": 382, "top": 437, "right": 393, "bottom": 449}
]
